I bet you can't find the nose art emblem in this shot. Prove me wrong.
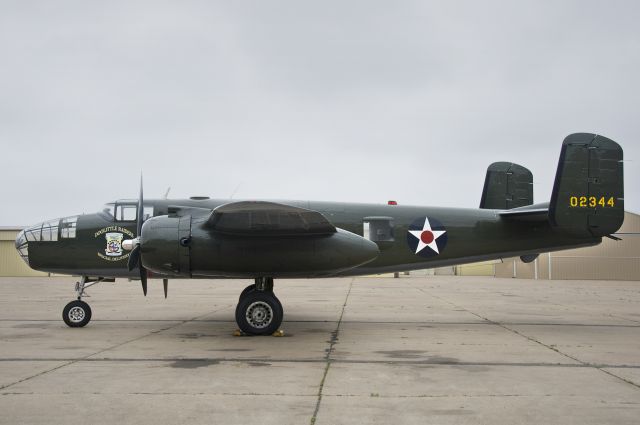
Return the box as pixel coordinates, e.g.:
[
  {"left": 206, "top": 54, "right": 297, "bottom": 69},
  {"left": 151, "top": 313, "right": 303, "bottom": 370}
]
[{"left": 95, "top": 226, "right": 135, "bottom": 262}]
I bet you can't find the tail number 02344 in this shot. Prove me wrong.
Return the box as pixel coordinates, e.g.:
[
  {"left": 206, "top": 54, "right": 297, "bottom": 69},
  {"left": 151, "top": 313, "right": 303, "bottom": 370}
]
[{"left": 569, "top": 196, "right": 615, "bottom": 208}]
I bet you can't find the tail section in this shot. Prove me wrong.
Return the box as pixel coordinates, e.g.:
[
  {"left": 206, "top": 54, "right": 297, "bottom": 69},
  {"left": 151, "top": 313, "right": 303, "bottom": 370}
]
[{"left": 549, "top": 133, "right": 624, "bottom": 237}]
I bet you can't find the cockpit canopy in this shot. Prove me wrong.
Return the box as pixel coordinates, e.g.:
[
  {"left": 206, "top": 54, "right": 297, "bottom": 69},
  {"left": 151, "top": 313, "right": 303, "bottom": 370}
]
[{"left": 101, "top": 200, "right": 153, "bottom": 222}]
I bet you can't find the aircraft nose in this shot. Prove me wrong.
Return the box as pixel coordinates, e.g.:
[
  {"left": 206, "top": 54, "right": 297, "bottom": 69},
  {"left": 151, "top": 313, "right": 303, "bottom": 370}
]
[{"left": 15, "top": 229, "right": 29, "bottom": 265}]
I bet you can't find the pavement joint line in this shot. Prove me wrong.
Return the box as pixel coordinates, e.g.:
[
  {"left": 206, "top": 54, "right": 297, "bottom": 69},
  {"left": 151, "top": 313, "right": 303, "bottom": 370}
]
[
  {"left": 5, "top": 391, "right": 640, "bottom": 400},
  {"left": 310, "top": 278, "right": 353, "bottom": 425},
  {"left": 0, "top": 391, "right": 319, "bottom": 397},
  {"left": 2, "top": 319, "right": 640, "bottom": 327},
  {"left": 0, "top": 358, "right": 637, "bottom": 368},
  {"left": 411, "top": 282, "right": 640, "bottom": 391},
  {"left": 0, "top": 305, "right": 231, "bottom": 391}
]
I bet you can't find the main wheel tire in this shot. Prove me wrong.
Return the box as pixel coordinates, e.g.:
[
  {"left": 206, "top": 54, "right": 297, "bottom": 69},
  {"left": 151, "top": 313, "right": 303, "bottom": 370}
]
[
  {"left": 239, "top": 284, "right": 256, "bottom": 301},
  {"left": 235, "top": 291, "right": 283, "bottom": 335},
  {"left": 62, "top": 300, "right": 92, "bottom": 328},
  {"left": 239, "top": 283, "right": 276, "bottom": 300}
]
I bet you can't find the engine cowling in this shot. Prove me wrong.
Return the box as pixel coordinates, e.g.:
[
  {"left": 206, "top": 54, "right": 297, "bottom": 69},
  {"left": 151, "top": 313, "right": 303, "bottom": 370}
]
[{"left": 140, "top": 215, "right": 192, "bottom": 277}]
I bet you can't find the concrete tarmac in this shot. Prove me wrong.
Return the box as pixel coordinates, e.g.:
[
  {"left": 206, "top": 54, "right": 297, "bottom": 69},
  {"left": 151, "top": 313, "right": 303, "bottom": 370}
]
[{"left": 0, "top": 276, "right": 639, "bottom": 424}]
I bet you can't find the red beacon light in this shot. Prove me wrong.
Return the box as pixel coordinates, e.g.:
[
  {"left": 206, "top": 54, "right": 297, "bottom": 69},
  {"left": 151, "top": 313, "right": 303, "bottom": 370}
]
[{"left": 387, "top": 200, "right": 398, "bottom": 206}]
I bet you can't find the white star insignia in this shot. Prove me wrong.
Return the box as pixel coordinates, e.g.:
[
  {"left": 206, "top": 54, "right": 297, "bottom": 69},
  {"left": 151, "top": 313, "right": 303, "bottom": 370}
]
[{"left": 408, "top": 217, "right": 446, "bottom": 254}]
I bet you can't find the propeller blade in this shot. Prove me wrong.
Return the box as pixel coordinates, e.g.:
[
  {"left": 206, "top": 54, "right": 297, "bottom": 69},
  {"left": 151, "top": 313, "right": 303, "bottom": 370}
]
[
  {"left": 137, "top": 174, "right": 144, "bottom": 237},
  {"left": 140, "top": 266, "right": 148, "bottom": 296},
  {"left": 163, "top": 278, "right": 168, "bottom": 299},
  {"left": 127, "top": 245, "right": 140, "bottom": 271}
]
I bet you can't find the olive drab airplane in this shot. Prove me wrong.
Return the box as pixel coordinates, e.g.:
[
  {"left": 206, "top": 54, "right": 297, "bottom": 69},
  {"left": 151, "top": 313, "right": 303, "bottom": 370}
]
[{"left": 15, "top": 133, "right": 625, "bottom": 335}]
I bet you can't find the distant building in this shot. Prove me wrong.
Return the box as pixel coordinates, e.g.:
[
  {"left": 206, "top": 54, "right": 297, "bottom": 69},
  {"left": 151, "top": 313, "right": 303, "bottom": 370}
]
[{"left": 493, "top": 211, "right": 640, "bottom": 281}]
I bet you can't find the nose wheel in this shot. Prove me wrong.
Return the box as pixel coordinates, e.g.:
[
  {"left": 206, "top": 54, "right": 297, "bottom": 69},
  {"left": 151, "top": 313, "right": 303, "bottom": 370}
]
[
  {"left": 63, "top": 300, "right": 92, "bottom": 327},
  {"left": 235, "top": 278, "right": 283, "bottom": 335}
]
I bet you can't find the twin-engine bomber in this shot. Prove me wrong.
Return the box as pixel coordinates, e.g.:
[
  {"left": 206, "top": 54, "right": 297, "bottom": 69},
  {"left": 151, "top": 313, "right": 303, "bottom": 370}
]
[{"left": 15, "top": 133, "right": 625, "bottom": 335}]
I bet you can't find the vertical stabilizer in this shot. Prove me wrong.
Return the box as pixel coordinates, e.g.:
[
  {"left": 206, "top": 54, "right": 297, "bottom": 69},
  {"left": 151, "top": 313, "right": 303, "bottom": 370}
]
[
  {"left": 480, "top": 162, "right": 533, "bottom": 209},
  {"left": 549, "top": 133, "right": 624, "bottom": 237}
]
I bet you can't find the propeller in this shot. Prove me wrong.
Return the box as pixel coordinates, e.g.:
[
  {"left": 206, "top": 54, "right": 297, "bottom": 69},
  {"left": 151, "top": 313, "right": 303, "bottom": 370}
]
[{"left": 126, "top": 175, "right": 148, "bottom": 296}]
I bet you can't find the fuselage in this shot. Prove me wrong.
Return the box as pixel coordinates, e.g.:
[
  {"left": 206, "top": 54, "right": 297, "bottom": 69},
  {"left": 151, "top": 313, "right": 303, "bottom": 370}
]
[{"left": 16, "top": 198, "right": 601, "bottom": 279}]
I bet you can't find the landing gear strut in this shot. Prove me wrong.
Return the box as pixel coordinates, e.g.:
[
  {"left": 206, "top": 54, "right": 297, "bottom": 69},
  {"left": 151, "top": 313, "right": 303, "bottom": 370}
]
[
  {"left": 62, "top": 276, "right": 109, "bottom": 328},
  {"left": 235, "top": 277, "right": 283, "bottom": 335}
]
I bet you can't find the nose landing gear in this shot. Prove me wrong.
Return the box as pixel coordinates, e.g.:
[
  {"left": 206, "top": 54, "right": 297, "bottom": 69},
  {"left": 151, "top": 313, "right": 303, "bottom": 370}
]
[
  {"left": 62, "top": 276, "right": 111, "bottom": 328},
  {"left": 235, "top": 277, "right": 283, "bottom": 335}
]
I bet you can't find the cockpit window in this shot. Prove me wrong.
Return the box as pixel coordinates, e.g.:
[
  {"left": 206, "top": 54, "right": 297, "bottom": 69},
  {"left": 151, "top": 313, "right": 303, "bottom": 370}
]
[
  {"left": 115, "top": 204, "right": 137, "bottom": 221},
  {"left": 101, "top": 201, "right": 154, "bottom": 222},
  {"left": 143, "top": 206, "right": 153, "bottom": 220}
]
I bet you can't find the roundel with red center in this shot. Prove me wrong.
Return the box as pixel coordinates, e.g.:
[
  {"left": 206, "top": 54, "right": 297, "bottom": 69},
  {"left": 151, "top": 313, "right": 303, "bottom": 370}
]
[{"left": 406, "top": 216, "right": 448, "bottom": 257}]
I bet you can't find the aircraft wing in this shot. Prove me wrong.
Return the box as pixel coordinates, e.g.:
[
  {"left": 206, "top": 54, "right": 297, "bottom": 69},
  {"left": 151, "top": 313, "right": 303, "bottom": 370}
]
[{"left": 204, "top": 201, "right": 337, "bottom": 236}]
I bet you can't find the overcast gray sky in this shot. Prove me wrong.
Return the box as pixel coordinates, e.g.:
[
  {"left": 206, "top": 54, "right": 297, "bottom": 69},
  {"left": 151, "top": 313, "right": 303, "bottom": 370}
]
[{"left": 0, "top": 0, "right": 638, "bottom": 225}]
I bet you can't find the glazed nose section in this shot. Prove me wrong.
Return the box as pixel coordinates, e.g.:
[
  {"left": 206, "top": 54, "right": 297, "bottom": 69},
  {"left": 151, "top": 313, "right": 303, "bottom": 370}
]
[
  {"left": 15, "top": 229, "right": 29, "bottom": 265},
  {"left": 14, "top": 218, "right": 62, "bottom": 267}
]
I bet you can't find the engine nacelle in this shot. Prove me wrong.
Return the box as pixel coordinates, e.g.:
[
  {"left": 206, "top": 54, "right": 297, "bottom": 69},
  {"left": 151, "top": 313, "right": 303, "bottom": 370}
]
[
  {"left": 140, "top": 214, "right": 380, "bottom": 278},
  {"left": 140, "top": 215, "right": 191, "bottom": 277}
]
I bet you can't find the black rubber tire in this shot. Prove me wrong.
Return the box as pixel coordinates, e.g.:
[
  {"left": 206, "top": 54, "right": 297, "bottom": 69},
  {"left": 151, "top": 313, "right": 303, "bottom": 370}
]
[
  {"left": 238, "top": 284, "right": 256, "bottom": 301},
  {"left": 239, "top": 283, "right": 276, "bottom": 301},
  {"left": 235, "top": 291, "right": 283, "bottom": 335},
  {"left": 62, "top": 300, "right": 92, "bottom": 328}
]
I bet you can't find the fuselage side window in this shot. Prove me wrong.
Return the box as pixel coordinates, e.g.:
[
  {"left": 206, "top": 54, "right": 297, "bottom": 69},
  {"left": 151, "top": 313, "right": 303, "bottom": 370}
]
[
  {"left": 61, "top": 217, "right": 78, "bottom": 238},
  {"left": 363, "top": 217, "right": 395, "bottom": 243},
  {"left": 41, "top": 219, "right": 59, "bottom": 241}
]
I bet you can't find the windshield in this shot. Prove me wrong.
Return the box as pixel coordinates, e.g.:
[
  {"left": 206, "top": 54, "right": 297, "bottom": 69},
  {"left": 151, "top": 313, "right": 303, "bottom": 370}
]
[{"left": 102, "top": 203, "right": 115, "bottom": 219}]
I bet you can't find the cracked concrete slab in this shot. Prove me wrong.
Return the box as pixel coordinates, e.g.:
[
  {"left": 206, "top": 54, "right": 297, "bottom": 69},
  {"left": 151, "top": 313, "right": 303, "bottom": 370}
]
[{"left": 0, "top": 276, "right": 638, "bottom": 425}]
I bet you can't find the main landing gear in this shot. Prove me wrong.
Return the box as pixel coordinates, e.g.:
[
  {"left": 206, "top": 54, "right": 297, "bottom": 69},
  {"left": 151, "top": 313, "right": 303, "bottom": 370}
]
[
  {"left": 61, "top": 276, "right": 283, "bottom": 335},
  {"left": 62, "top": 276, "right": 110, "bottom": 328},
  {"left": 235, "top": 277, "right": 283, "bottom": 335}
]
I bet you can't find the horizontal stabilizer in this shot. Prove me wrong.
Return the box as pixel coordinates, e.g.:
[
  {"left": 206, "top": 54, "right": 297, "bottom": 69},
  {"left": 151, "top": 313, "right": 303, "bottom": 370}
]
[
  {"left": 480, "top": 162, "right": 533, "bottom": 209},
  {"left": 205, "top": 201, "right": 337, "bottom": 236},
  {"left": 549, "top": 133, "right": 624, "bottom": 238},
  {"left": 499, "top": 202, "right": 549, "bottom": 222}
]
